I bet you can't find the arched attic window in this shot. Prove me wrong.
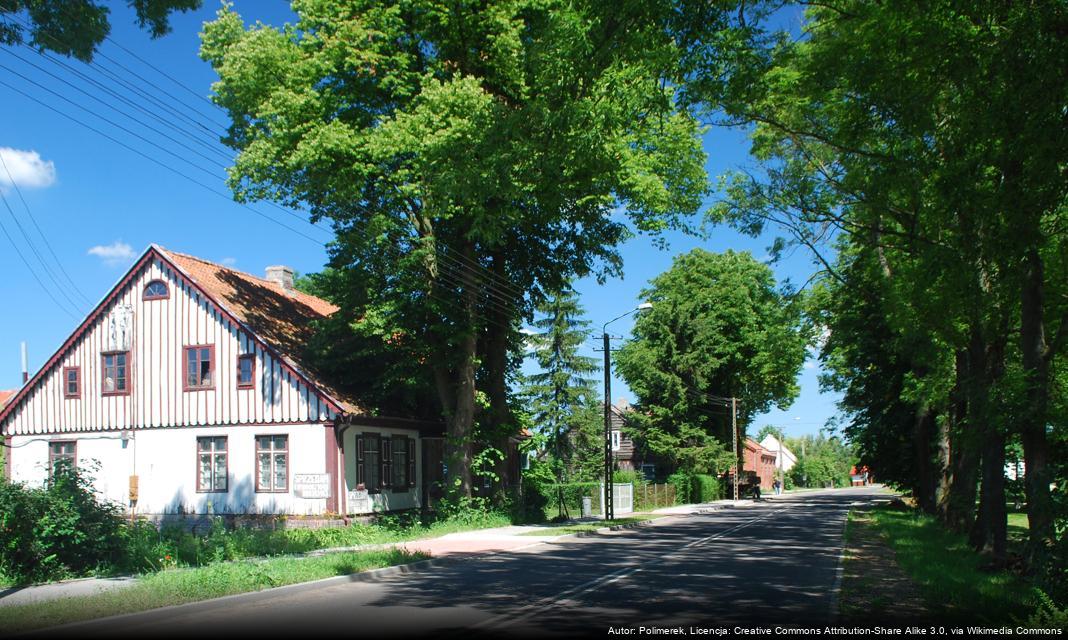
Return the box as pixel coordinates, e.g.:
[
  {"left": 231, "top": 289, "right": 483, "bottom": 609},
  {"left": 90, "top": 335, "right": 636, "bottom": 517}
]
[{"left": 143, "top": 280, "right": 169, "bottom": 300}]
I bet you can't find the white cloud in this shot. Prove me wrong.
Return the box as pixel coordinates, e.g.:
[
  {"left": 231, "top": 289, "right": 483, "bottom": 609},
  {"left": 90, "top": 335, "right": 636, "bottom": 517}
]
[
  {"left": 88, "top": 241, "right": 135, "bottom": 267},
  {"left": 220, "top": 257, "right": 237, "bottom": 266},
  {"left": 803, "top": 360, "right": 816, "bottom": 370},
  {"left": 0, "top": 147, "right": 57, "bottom": 191}
]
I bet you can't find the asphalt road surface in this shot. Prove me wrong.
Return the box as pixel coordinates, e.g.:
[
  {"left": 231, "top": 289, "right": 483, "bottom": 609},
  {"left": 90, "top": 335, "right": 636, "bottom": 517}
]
[{"left": 37, "top": 486, "right": 890, "bottom": 639}]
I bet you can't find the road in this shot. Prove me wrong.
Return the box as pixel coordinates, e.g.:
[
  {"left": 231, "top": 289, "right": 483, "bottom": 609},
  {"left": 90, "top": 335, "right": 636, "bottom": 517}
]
[{"left": 38, "top": 487, "right": 890, "bottom": 638}]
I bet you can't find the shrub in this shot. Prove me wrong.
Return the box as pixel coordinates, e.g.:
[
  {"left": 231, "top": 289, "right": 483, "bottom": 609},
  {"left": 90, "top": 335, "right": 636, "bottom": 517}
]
[
  {"left": 1028, "top": 590, "right": 1068, "bottom": 628},
  {"left": 0, "top": 463, "right": 125, "bottom": 584},
  {"left": 667, "top": 471, "right": 693, "bottom": 504},
  {"left": 511, "top": 476, "right": 549, "bottom": 524},
  {"left": 691, "top": 474, "right": 720, "bottom": 503}
]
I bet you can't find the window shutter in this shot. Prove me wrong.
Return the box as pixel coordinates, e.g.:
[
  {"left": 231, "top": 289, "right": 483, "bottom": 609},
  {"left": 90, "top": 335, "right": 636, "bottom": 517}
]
[
  {"left": 356, "top": 435, "right": 365, "bottom": 486},
  {"left": 382, "top": 438, "right": 392, "bottom": 487},
  {"left": 408, "top": 438, "right": 417, "bottom": 487}
]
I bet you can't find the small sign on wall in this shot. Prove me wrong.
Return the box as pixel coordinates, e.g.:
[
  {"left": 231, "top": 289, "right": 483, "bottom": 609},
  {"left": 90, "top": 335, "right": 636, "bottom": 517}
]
[
  {"left": 129, "top": 475, "right": 139, "bottom": 502},
  {"left": 293, "top": 473, "right": 332, "bottom": 499},
  {"left": 347, "top": 489, "right": 371, "bottom": 514}
]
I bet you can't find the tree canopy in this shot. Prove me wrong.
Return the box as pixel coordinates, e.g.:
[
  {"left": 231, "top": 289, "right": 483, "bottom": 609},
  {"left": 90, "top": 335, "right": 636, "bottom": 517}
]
[
  {"left": 200, "top": 0, "right": 710, "bottom": 496},
  {"left": 616, "top": 249, "right": 808, "bottom": 473},
  {"left": 690, "top": 0, "right": 1067, "bottom": 573}
]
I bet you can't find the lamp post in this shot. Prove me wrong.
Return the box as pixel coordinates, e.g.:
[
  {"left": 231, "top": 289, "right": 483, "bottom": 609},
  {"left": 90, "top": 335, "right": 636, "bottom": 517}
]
[{"left": 602, "top": 302, "right": 652, "bottom": 521}]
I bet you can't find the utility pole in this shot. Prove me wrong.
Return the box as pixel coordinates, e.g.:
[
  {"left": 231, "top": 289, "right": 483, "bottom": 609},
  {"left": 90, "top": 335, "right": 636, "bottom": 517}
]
[
  {"left": 600, "top": 303, "right": 652, "bottom": 521},
  {"left": 731, "top": 397, "right": 738, "bottom": 501},
  {"left": 603, "top": 331, "right": 613, "bottom": 521}
]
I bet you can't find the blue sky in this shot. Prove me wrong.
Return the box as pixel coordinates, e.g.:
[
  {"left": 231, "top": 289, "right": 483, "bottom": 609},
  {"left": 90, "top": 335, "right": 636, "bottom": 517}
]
[{"left": 0, "top": 1, "right": 838, "bottom": 439}]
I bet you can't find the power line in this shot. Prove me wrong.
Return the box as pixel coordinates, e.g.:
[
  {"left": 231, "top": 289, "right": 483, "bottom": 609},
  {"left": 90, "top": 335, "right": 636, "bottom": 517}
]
[
  {"left": 2, "top": 15, "right": 532, "bottom": 316},
  {"left": 0, "top": 23, "right": 532, "bottom": 331},
  {"left": 0, "top": 150, "right": 93, "bottom": 306},
  {"left": 3, "top": 11, "right": 225, "bottom": 136},
  {"left": 0, "top": 190, "right": 80, "bottom": 320},
  {"left": 7, "top": 44, "right": 232, "bottom": 164},
  {"left": 0, "top": 77, "right": 328, "bottom": 245},
  {"left": 0, "top": 48, "right": 231, "bottom": 171},
  {"left": 0, "top": 170, "right": 87, "bottom": 315}
]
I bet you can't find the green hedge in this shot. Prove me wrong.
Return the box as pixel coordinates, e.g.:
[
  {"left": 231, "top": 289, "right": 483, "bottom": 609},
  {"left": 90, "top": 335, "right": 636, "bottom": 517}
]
[{"left": 692, "top": 474, "right": 721, "bottom": 502}]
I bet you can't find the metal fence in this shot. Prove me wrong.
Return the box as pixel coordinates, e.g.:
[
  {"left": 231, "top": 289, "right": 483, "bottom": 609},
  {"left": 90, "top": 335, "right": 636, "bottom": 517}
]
[
  {"left": 635, "top": 482, "right": 677, "bottom": 511},
  {"left": 600, "top": 482, "right": 634, "bottom": 516}
]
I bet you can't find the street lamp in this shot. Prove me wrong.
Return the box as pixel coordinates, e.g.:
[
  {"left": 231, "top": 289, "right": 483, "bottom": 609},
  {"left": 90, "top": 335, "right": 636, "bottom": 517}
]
[{"left": 602, "top": 302, "right": 652, "bottom": 521}]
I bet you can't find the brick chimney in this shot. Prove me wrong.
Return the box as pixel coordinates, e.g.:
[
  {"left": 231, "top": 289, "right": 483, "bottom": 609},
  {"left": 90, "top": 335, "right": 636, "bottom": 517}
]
[{"left": 265, "top": 265, "right": 295, "bottom": 295}]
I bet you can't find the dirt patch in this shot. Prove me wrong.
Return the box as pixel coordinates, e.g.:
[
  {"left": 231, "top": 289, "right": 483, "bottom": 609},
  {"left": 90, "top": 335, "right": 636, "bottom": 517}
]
[{"left": 837, "top": 509, "right": 931, "bottom": 624}]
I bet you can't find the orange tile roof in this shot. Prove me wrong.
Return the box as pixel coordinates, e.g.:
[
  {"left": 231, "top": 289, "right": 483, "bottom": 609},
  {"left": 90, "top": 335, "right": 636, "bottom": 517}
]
[
  {"left": 0, "top": 390, "right": 16, "bottom": 410},
  {"left": 159, "top": 248, "right": 363, "bottom": 414}
]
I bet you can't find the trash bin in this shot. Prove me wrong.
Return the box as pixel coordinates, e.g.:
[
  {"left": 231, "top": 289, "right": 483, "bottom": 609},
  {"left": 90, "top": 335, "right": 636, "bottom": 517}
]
[{"left": 582, "top": 496, "right": 592, "bottom": 518}]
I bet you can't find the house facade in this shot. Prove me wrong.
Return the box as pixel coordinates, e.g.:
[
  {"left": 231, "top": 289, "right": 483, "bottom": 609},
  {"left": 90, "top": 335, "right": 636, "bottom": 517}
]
[
  {"left": 759, "top": 434, "right": 797, "bottom": 475},
  {"left": 0, "top": 245, "right": 442, "bottom": 518},
  {"left": 609, "top": 399, "right": 672, "bottom": 481}
]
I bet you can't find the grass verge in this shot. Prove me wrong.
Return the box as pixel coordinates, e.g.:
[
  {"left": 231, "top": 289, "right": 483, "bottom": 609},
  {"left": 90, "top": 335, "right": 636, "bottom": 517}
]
[
  {"left": 0, "top": 548, "right": 425, "bottom": 635},
  {"left": 864, "top": 505, "right": 1035, "bottom": 624},
  {"left": 519, "top": 515, "right": 657, "bottom": 536}
]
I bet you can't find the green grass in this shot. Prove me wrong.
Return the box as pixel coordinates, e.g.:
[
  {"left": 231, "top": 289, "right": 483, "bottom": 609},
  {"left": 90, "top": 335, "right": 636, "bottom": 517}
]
[
  {"left": 519, "top": 516, "right": 657, "bottom": 536},
  {"left": 0, "top": 548, "right": 425, "bottom": 635},
  {"left": 865, "top": 506, "right": 1037, "bottom": 624},
  {"left": 0, "top": 511, "right": 512, "bottom": 589},
  {"left": 182, "top": 511, "right": 514, "bottom": 558}
]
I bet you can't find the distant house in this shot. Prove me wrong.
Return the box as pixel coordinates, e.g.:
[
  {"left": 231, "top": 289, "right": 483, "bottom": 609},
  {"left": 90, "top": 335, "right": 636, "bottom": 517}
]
[
  {"left": 759, "top": 434, "right": 797, "bottom": 474},
  {"left": 850, "top": 465, "right": 872, "bottom": 486},
  {"left": 609, "top": 399, "right": 671, "bottom": 481},
  {"left": 0, "top": 245, "right": 457, "bottom": 517}
]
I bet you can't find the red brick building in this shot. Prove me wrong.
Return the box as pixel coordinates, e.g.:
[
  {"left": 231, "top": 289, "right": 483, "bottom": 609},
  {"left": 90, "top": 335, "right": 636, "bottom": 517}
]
[{"left": 743, "top": 438, "right": 777, "bottom": 490}]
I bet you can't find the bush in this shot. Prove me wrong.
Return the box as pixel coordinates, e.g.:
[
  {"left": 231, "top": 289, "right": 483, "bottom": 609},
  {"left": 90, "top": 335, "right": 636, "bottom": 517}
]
[
  {"left": 0, "top": 464, "right": 125, "bottom": 584},
  {"left": 667, "top": 472, "right": 692, "bottom": 504},
  {"left": 1028, "top": 590, "right": 1068, "bottom": 628},
  {"left": 691, "top": 474, "right": 720, "bottom": 503},
  {"left": 512, "top": 476, "right": 549, "bottom": 524}
]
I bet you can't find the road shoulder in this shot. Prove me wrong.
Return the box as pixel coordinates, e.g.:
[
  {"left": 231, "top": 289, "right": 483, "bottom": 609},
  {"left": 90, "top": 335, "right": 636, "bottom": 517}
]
[{"left": 836, "top": 506, "right": 931, "bottom": 624}]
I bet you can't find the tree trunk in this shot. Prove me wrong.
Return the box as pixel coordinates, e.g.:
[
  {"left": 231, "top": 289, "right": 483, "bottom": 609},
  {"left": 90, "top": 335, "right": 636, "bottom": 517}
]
[
  {"left": 965, "top": 321, "right": 1008, "bottom": 558},
  {"left": 913, "top": 404, "right": 937, "bottom": 514},
  {"left": 970, "top": 424, "right": 1007, "bottom": 560},
  {"left": 1019, "top": 246, "right": 1054, "bottom": 565},
  {"left": 937, "top": 350, "right": 971, "bottom": 527},
  {"left": 443, "top": 241, "right": 480, "bottom": 500},
  {"left": 483, "top": 250, "right": 516, "bottom": 496}
]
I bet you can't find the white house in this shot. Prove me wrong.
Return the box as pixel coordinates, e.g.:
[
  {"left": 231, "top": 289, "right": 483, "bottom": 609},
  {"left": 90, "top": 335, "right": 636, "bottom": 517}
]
[
  {"left": 0, "top": 245, "right": 444, "bottom": 517},
  {"left": 759, "top": 434, "right": 797, "bottom": 474}
]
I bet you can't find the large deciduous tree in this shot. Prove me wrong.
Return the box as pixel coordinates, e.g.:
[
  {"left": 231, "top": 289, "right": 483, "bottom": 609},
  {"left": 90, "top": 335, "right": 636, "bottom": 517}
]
[
  {"left": 615, "top": 249, "right": 808, "bottom": 473},
  {"left": 687, "top": 0, "right": 1067, "bottom": 570},
  {"left": 200, "top": 0, "right": 709, "bottom": 497}
]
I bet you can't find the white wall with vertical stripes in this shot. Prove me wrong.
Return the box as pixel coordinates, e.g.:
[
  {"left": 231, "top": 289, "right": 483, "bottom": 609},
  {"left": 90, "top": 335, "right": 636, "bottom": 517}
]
[{"left": 2, "top": 256, "right": 336, "bottom": 436}]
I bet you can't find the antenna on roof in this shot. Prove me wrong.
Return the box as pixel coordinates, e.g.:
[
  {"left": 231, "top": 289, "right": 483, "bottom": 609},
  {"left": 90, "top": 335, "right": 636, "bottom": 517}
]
[{"left": 21, "top": 341, "right": 28, "bottom": 385}]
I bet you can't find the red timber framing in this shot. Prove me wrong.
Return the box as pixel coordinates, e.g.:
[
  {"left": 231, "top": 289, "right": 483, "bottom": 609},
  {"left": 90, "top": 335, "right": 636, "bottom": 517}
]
[{"left": 0, "top": 245, "right": 344, "bottom": 431}]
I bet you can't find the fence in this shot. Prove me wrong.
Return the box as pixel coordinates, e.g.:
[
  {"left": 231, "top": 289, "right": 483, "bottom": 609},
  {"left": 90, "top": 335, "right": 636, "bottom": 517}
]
[
  {"left": 600, "top": 482, "right": 634, "bottom": 516},
  {"left": 635, "top": 482, "right": 677, "bottom": 511}
]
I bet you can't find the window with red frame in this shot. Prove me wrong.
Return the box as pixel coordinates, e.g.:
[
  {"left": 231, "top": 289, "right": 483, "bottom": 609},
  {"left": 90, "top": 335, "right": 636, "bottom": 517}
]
[
  {"left": 143, "top": 280, "right": 169, "bottom": 300},
  {"left": 184, "top": 346, "right": 214, "bottom": 390},
  {"left": 101, "top": 352, "right": 129, "bottom": 395},
  {"left": 63, "top": 367, "right": 80, "bottom": 399},
  {"left": 237, "top": 354, "right": 255, "bottom": 389}
]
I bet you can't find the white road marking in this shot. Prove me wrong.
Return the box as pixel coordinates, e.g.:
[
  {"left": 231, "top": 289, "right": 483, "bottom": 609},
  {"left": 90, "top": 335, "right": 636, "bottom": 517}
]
[{"left": 469, "top": 504, "right": 794, "bottom": 633}]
